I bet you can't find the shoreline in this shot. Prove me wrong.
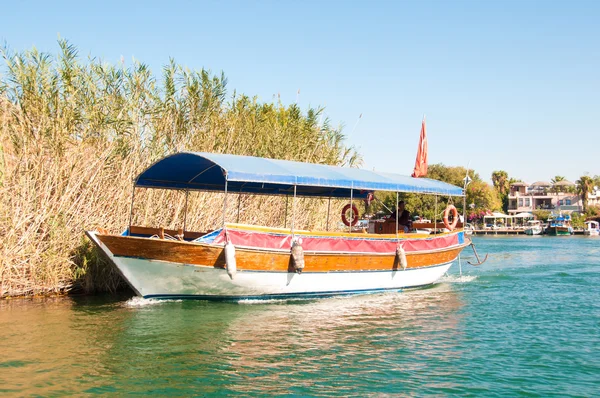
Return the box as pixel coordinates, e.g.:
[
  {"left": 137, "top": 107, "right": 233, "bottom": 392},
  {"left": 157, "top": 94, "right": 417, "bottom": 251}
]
[{"left": 472, "top": 229, "right": 588, "bottom": 235}]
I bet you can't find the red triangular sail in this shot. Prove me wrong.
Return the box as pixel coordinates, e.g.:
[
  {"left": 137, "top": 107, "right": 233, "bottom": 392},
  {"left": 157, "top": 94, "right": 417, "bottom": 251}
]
[{"left": 411, "top": 118, "right": 428, "bottom": 178}]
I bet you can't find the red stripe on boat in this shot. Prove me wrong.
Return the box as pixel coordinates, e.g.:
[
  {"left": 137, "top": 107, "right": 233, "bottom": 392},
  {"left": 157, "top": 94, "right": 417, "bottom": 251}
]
[{"left": 212, "top": 229, "right": 460, "bottom": 253}]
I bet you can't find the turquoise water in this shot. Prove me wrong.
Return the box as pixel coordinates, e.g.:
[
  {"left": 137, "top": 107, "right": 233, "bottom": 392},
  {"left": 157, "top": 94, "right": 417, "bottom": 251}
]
[{"left": 1, "top": 236, "right": 599, "bottom": 396}]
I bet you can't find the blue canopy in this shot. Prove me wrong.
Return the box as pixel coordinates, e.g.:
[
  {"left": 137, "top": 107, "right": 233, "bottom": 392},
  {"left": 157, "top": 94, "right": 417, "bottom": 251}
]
[{"left": 134, "top": 152, "right": 464, "bottom": 198}]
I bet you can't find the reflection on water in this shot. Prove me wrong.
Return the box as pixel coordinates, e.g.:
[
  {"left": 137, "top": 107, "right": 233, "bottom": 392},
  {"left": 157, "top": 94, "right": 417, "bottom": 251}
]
[
  {"left": 220, "top": 286, "right": 465, "bottom": 395},
  {"left": 0, "top": 286, "right": 466, "bottom": 396},
  {"left": 0, "top": 295, "right": 134, "bottom": 395}
]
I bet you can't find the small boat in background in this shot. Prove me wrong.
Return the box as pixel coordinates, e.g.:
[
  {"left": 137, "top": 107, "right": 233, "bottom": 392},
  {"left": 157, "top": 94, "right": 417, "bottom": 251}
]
[
  {"left": 584, "top": 221, "right": 600, "bottom": 236},
  {"left": 524, "top": 220, "right": 543, "bottom": 236},
  {"left": 464, "top": 223, "right": 475, "bottom": 236},
  {"left": 546, "top": 214, "right": 573, "bottom": 236}
]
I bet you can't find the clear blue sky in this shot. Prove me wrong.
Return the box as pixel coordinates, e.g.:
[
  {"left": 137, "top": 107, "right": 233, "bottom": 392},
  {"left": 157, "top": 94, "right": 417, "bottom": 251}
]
[{"left": 3, "top": 0, "right": 599, "bottom": 184}]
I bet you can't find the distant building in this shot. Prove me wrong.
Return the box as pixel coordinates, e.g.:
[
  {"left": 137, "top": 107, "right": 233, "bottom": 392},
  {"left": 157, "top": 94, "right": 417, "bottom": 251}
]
[{"left": 507, "top": 180, "right": 591, "bottom": 214}]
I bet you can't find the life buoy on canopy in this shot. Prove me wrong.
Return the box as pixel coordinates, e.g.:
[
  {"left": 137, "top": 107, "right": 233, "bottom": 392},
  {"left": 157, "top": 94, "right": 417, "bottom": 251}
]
[
  {"left": 443, "top": 205, "right": 459, "bottom": 231},
  {"left": 341, "top": 204, "right": 359, "bottom": 226}
]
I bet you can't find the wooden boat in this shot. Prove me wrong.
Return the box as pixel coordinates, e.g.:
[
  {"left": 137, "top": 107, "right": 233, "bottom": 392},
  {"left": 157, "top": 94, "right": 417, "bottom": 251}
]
[
  {"left": 584, "top": 221, "right": 600, "bottom": 236},
  {"left": 86, "top": 152, "right": 477, "bottom": 300},
  {"left": 546, "top": 214, "right": 573, "bottom": 236},
  {"left": 524, "top": 220, "right": 543, "bottom": 236}
]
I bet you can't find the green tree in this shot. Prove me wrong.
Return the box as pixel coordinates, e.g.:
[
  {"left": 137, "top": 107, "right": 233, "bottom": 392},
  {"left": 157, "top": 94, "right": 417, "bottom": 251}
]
[
  {"left": 532, "top": 210, "right": 551, "bottom": 222},
  {"left": 492, "top": 170, "right": 509, "bottom": 195},
  {"left": 428, "top": 164, "right": 481, "bottom": 186},
  {"left": 576, "top": 176, "right": 594, "bottom": 213},
  {"left": 368, "top": 164, "right": 487, "bottom": 223},
  {"left": 586, "top": 205, "right": 600, "bottom": 218},
  {"left": 467, "top": 180, "right": 502, "bottom": 214},
  {"left": 491, "top": 170, "right": 510, "bottom": 212},
  {"left": 570, "top": 212, "right": 585, "bottom": 229},
  {"left": 550, "top": 176, "right": 566, "bottom": 193}
]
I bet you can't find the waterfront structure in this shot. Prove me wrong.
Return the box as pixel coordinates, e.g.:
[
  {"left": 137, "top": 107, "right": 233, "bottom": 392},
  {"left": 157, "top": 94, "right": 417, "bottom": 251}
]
[
  {"left": 86, "top": 152, "right": 479, "bottom": 300},
  {"left": 507, "top": 181, "right": 599, "bottom": 215}
]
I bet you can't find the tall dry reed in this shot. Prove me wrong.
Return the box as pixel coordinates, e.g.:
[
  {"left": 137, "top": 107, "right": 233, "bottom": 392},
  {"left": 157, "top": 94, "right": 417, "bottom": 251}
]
[{"left": 0, "top": 40, "right": 360, "bottom": 298}]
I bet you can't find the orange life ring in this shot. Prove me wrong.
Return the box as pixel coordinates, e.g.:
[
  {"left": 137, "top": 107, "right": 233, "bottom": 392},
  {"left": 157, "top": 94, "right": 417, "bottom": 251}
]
[
  {"left": 341, "top": 204, "right": 359, "bottom": 226},
  {"left": 443, "top": 205, "right": 459, "bottom": 231}
]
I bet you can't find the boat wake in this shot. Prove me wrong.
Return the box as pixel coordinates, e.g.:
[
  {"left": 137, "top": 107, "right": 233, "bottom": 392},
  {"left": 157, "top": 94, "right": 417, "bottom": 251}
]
[
  {"left": 442, "top": 274, "right": 478, "bottom": 283},
  {"left": 237, "top": 298, "right": 290, "bottom": 305},
  {"left": 125, "top": 297, "right": 180, "bottom": 307}
]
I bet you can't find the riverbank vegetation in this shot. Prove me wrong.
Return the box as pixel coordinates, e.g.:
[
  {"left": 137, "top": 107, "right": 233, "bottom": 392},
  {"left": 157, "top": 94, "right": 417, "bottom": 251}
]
[{"left": 0, "top": 40, "right": 360, "bottom": 297}]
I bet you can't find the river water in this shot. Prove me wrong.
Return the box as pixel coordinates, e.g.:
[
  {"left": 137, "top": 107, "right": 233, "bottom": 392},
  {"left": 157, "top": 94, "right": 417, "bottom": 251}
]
[{"left": 1, "top": 236, "right": 599, "bottom": 396}]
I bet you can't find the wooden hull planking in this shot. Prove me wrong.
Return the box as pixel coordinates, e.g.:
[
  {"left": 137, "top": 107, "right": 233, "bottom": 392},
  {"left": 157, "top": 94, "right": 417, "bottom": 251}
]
[
  {"left": 96, "top": 233, "right": 466, "bottom": 272},
  {"left": 546, "top": 226, "right": 571, "bottom": 236},
  {"left": 87, "top": 231, "right": 467, "bottom": 299}
]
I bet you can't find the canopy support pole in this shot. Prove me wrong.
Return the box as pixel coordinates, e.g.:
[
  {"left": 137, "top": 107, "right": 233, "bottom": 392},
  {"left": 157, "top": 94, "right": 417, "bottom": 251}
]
[
  {"left": 435, "top": 195, "right": 438, "bottom": 233},
  {"left": 222, "top": 179, "right": 228, "bottom": 228},
  {"left": 128, "top": 186, "right": 136, "bottom": 236},
  {"left": 291, "top": 185, "right": 297, "bottom": 239},
  {"left": 284, "top": 195, "right": 288, "bottom": 228},
  {"left": 183, "top": 190, "right": 189, "bottom": 233},
  {"left": 396, "top": 192, "right": 399, "bottom": 239},
  {"left": 349, "top": 186, "right": 353, "bottom": 233},
  {"left": 326, "top": 195, "right": 331, "bottom": 231},
  {"left": 462, "top": 195, "right": 466, "bottom": 231},
  {"left": 236, "top": 192, "right": 241, "bottom": 224}
]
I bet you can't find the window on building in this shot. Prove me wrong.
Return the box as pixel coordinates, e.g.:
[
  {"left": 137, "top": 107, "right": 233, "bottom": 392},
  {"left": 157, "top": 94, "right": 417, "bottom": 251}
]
[
  {"left": 558, "top": 200, "right": 563, "bottom": 206},
  {"left": 518, "top": 198, "right": 523, "bottom": 207},
  {"left": 566, "top": 199, "right": 571, "bottom": 205},
  {"left": 525, "top": 198, "right": 530, "bottom": 207}
]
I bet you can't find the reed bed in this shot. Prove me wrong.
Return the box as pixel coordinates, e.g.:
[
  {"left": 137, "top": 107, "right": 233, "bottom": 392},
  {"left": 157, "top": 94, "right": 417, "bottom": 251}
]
[{"left": 0, "top": 40, "right": 360, "bottom": 298}]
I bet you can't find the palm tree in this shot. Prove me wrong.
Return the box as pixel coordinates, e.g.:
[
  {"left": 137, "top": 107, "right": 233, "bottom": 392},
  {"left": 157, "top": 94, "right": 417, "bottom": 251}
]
[
  {"left": 576, "top": 176, "right": 594, "bottom": 213},
  {"left": 551, "top": 176, "right": 566, "bottom": 193},
  {"left": 491, "top": 170, "right": 509, "bottom": 196}
]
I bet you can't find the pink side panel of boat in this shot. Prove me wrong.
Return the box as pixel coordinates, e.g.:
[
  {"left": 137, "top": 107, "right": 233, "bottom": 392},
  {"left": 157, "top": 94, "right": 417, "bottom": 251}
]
[{"left": 211, "top": 228, "right": 461, "bottom": 253}]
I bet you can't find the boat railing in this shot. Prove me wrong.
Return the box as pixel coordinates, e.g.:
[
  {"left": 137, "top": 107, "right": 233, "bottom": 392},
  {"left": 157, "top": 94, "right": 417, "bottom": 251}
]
[{"left": 127, "top": 225, "right": 209, "bottom": 241}]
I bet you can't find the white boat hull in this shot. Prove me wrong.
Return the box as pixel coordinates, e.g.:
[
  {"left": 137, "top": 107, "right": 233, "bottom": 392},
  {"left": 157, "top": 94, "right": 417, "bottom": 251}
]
[
  {"left": 89, "top": 232, "right": 454, "bottom": 299},
  {"left": 113, "top": 256, "right": 453, "bottom": 299},
  {"left": 584, "top": 230, "right": 599, "bottom": 236},
  {"left": 524, "top": 227, "right": 542, "bottom": 236}
]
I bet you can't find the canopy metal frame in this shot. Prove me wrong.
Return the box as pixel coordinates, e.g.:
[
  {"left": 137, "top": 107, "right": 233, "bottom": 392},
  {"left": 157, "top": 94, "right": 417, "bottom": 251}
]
[{"left": 127, "top": 152, "right": 466, "bottom": 235}]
